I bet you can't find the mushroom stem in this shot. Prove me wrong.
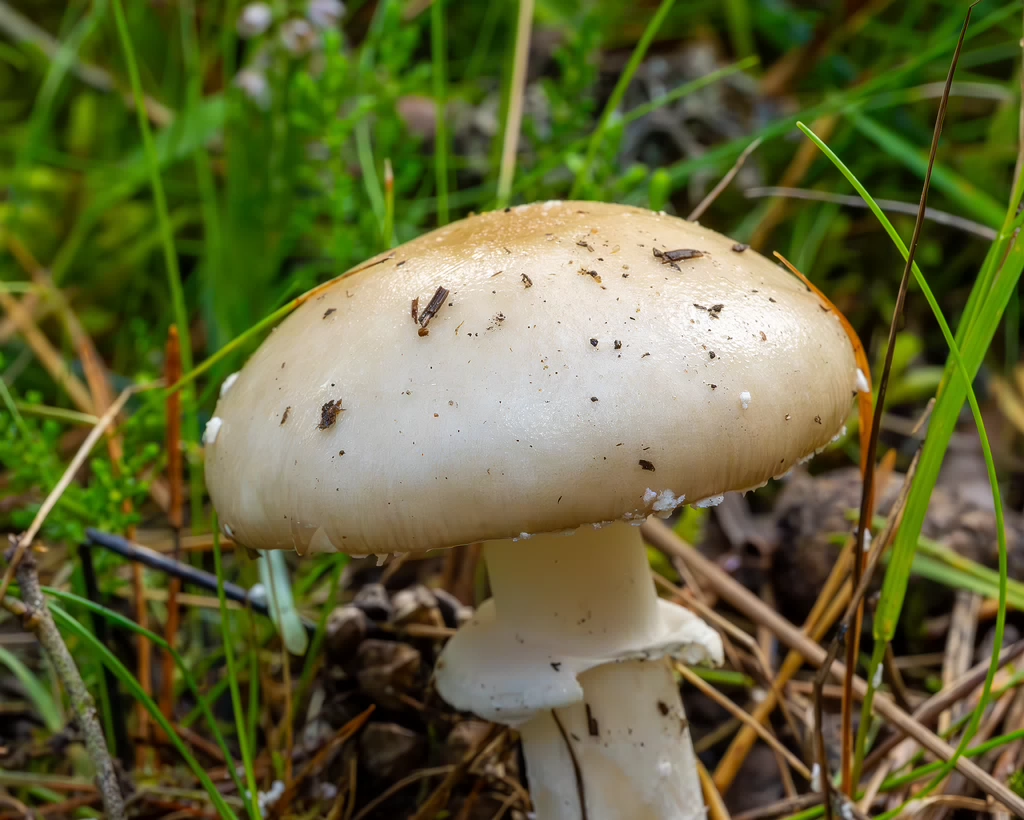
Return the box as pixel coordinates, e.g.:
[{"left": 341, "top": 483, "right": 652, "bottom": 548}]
[
  {"left": 440, "top": 522, "right": 714, "bottom": 820},
  {"left": 518, "top": 660, "right": 704, "bottom": 820}
]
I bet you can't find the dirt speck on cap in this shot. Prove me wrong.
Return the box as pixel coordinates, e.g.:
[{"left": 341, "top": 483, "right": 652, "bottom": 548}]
[
  {"left": 280, "top": 406, "right": 291, "bottom": 426},
  {"left": 318, "top": 399, "right": 344, "bottom": 430},
  {"left": 639, "top": 459, "right": 655, "bottom": 472}
]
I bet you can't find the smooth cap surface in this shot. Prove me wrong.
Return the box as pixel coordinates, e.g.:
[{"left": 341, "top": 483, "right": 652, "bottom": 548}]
[{"left": 205, "top": 201, "right": 859, "bottom": 555}]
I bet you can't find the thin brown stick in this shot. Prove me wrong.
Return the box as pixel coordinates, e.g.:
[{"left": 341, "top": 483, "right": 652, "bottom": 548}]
[
  {"left": 862, "top": 639, "right": 1024, "bottom": 772},
  {"left": 698, "top": 760, "right": 731, "bottom": 820},
  {"left": 687, "top": 137, "right": 763, "bottom": 222},
  {"left": 642, "top": 518, "right": 1024, "bottom": 815},
  {"left": 0, "top": 383, "right": 150, "bottom": 604},
  {"left": 0, "top": 549, "right": 125, "bottom": 819},
  {"left": 676, "top": 663, "right": 810, "bottom": 780},
  {"left": 269, "top": 705, "right": 374, "bottom": 818},
  {"left": 349, "top": 767, "right": 455, "bottom": 820},
  {"left": 408, "top": 725, "right": 505, "bottom": 820}
]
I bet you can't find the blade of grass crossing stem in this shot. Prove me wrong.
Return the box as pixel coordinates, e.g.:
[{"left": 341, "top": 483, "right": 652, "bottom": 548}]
[
  {"left": 213, "top": 517, "right": 260, "bottom": 819},
  {"left": 796, "top": 121, "right": 1008, "bottom": 808},
  {"left": 0, "top": 647, "right": 62, "bottom": 733},
  {"left": 46, "top": 604, "right": 240, "bottom": 820},
  {"left": 110, "top": 0, "right": 201, "bottom": 512},
  {"left": 569, "top": 0, "right": 677, "bottom": 198},
  {"left": 431, "top": 0, "right": 450, "bottom": 225},
  {"left": 41, "top": 587, "right": 247, "bottom": 800}
]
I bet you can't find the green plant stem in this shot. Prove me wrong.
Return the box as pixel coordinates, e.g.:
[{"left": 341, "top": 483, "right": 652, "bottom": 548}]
[
  {"left": 431, "top": 0, "right": 450, "bottom": 225},
  {"left": 212, "top": 517, "right": 260, "bottom": 820},
  {"left": 569, "top": 0, "right": 678, "bottom": 197}
]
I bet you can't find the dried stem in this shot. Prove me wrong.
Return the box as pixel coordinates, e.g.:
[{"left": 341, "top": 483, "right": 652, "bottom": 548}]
[{"left": 1, "top": 547, "right": 126, "bottom": 820}]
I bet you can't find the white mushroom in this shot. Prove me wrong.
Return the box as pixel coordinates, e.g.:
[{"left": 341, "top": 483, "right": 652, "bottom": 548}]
[{"left": 204, "top": 201, "right": 859, "bottom": 820}]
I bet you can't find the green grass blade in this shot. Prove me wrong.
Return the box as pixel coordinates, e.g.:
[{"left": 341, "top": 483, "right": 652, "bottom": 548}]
[
  {"left": 796, "top": 121, "right": 1008, "bottom": 809},
  {"left": 431, "top": 0, "right": 450, "bottom": 225},
  {"left": 213, "top": 517, "right": 260, "bottom": 820},
  {"left": 47, "top": 603, "right": 239, "bottom": 820},
  {"left": 0, "top": 646, "right": 62, "bottom": 733},
  {"left": 41, "top": 587, "right": 246, "bottom": 800},
  {"left": 569, "top": 0, "right": 677, "bottom": 198}
]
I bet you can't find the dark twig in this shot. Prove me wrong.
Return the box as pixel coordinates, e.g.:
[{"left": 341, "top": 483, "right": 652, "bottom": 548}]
[
  {"left": 84, "top": 529, "right": 317, "bottom": 634},
  {"left": 687, "top": 137, "right": 763, "bottom": 222},
  {"left": 836, "top": 4, "right": 974, "bottom": 798},
  {"left": 1, "top": 545, "right": 126, "bottom": 819}
]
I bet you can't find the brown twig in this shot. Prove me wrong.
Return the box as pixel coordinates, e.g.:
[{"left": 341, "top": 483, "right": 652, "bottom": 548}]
[
  {"left": 408, "top": 725, "right": 505, "bottom": 820},
  {"left": 687, "top": 137, "right": 763, "bottom": 222},
  {"left": 0, "top": 548, "right": 126, "bottom": 819},
  {"left": 676, "top": 662, "right": 810, "bottom": 780},
  {"left": 641, "top": 518, "right": 1024, "bottom": 815},
  {"left": 269, "top": 705, "right": 374, "bottom": 818}
]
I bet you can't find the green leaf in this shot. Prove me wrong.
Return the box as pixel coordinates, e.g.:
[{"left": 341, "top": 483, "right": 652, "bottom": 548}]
[{"left": 0, "top": 646, "right": 62, "bottom": 733}]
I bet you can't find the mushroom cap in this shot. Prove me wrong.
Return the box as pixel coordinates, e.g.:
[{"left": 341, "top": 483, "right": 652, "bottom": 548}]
[{"left": 205, "top": 201, "right": 859, "bottom": 555}]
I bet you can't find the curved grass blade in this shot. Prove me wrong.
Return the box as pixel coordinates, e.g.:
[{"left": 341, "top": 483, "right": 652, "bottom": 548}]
[
  {"left": 0, "top": 646, "right": 62, "bottom": 733},
  {"left": 796, "top": 121, "right": 1008, "bottom": 815},
  {"left": 46, "top": 603, "right": 239, "bottom": 820},
  {"left": 41, "top": 587, "right": 246, "bottom": 800},
  {"left": 213, "top": 517, "right": 260, "bottom": 819}
]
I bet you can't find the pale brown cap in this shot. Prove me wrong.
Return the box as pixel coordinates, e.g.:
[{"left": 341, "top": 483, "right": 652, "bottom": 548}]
[{"left": 204, "top": 201, "right": 859, "bottom": 555}]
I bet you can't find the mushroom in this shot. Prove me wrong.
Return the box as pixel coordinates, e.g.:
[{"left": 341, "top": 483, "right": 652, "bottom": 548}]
[{"left": 204, "top": 201, "right": 859, "bottom": 819}]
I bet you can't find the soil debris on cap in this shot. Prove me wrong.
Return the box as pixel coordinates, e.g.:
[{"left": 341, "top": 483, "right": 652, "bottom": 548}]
[
  {"left": 653, "top": 248, "right": 705, "bottom": 270},
  {"left": 590, "top": 338, "right": 599, "bottom": 347},
  {"left": 411, "top": 298, "right": 420, "bottom": 324},
  {"left": 280, "top": 406, "right": 291, "bottom": 425},
  {"left": 576, "top": 239, "right": 594, "bottom": 252},
  {"left": 639, "top": 459, "right": 655, "bottom": 472},
  {"left": 614, "top": 340, "right": 622, "bottom": 350},
  {"left": 731, "top": 243, "right": 749, "bottom": 253},
  {"left": 323, "top": 308, "right": 336, "bottom": 319},
  {"left": 416, "top": 286, "right": 450, "bottom": 334},
  {"left": 318, "top": 399, "right": 344, "bottom": 430},
  {"left": 521, "top": 273, "right": 533, "bottom": 288},
  {"left": 580, "top": 268, "right": 602, "bottom": 283}
]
